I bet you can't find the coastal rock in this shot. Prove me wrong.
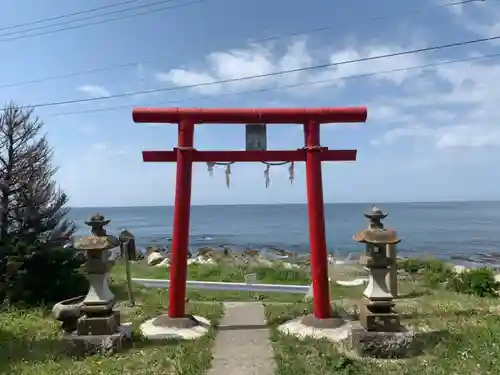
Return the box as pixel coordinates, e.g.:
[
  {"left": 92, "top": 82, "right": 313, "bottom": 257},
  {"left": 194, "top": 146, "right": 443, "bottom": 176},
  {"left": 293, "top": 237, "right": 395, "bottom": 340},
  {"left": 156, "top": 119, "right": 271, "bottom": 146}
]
[
  {"left": 147, "top": 252, "right": 165, "bottom": 266},
  {"left": 188, "top": 256, "right": 215, "bottom": 265},
  {"left": 254, "top": 255, "right": 273, "bottom": 267},
  {"left": 243, "top": 249, "right": 260, "bottom": 257},
  {"left": 155, "top": 258, "right": 171, "bottom": 268},
  {"left": 453, "top": 265, "right": 468, "bottom": 274},
  {"left": 197, "top": 247, "right": 213, "bottom": 257},
  {"left": 146, "top": 245, "right": 168, "bottom": 255},
  {"left": 280, "top": 262, "right": 300, "bottom": 269},
  {"left": 232, "top": 256, "right": 248, "bottom": 267},
  {"left": 327, "top": 254, "right": 335, "bottom": 265}
]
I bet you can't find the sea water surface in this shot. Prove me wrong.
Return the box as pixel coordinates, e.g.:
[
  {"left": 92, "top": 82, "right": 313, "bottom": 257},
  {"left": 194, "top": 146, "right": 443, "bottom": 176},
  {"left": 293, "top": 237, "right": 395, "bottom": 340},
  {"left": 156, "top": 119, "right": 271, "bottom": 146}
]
[{"left": 67, "top": 201, "right": 500, "bottom": 265}]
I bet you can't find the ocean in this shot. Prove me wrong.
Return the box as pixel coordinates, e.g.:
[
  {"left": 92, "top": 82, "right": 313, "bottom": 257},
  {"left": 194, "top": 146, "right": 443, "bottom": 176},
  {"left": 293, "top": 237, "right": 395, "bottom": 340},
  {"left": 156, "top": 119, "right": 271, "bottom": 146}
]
[{"left": 67, "top": 201, "right": 500, "bottom": 266}]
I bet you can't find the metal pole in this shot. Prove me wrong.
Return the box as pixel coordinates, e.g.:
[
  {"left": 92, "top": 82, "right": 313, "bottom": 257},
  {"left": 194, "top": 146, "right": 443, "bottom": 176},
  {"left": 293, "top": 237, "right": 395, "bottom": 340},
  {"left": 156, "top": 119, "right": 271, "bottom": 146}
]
[
  {"left": 304, "top": 120, "right": 332, "bottom": 319},
  {"left": 168, "top": 119, "right": 195, "bottom": 318}
]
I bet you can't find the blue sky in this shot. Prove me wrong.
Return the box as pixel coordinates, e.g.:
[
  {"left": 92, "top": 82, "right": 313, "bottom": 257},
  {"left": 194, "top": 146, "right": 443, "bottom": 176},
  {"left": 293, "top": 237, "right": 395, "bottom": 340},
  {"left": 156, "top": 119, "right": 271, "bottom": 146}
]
[{"left": 1, "top": 0, "right": 499, "bottom": 207}]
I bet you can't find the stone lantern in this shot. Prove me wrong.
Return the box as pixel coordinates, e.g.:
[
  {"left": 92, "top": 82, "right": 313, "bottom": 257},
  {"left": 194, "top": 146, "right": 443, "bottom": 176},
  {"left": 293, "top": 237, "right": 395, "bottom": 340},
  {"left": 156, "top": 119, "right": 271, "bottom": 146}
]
[
  {"left": 353, "top": 206, "right": 401, "bottom": 332},
  {"left": 63, "top": 213, "right": 131, "bottom": 356}
]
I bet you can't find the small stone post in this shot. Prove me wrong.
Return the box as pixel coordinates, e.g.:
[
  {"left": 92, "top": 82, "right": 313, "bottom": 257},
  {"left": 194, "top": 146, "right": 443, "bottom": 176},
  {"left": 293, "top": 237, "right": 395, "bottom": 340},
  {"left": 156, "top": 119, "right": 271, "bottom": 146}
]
[
  {"left": 119, "top": 229, "right": 136, "bottom": 307},
  {"left": 120, "top": 229, "right": 137, "bottom": 261},
  {"left": 64, "top": 213, "right": 131, "bottom": 356},
  {"left": 385, "top": 242, "right": 398, "bottom": 298}
]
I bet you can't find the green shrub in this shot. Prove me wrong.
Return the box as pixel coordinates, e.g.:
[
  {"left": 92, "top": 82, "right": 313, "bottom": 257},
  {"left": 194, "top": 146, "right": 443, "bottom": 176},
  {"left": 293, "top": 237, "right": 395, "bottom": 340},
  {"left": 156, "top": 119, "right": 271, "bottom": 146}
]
[
  {"left": 398, "top": 257, "right": 453, "bottom": 287},
  {"left": 6, "top": 244, "right": 88, "bottom": 306},
  {"left": 421, "top": 258, "right": 449, "bottom": 273},
  {"left": 422, "top": 259, "right": 453, "bottom": 287},
  {"left": 447, "top": 267, "right": 499, "bottom": 297},
  {"left": 398, "top": 258, "right": 425, "bottom": 274}
]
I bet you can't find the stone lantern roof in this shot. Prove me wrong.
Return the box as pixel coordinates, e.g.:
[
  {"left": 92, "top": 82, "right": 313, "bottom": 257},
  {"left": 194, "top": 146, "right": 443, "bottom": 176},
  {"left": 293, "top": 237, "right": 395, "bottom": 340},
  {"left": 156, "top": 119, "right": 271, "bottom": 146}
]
[
  {"left": 353, "top": 205, "right": 400, "bottom": 245},
  {"left": 74, "top": 213, "right": 120, "bottom": 251}
]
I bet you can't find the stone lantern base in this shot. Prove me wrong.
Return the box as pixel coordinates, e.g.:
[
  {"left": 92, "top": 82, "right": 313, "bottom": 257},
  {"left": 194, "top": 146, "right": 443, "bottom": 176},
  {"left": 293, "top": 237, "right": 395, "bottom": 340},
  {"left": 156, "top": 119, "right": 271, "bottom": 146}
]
[
  {"left": 348, "top": 297, "right": 419, "bottom": 359},
  {"left": 349, "top": 327, "right": 418, "bottom": 359},
  {"left": 61, "top": 308, "right": 132, "bottom": 357},
  {"left": 358, "top": 297, "right": 400, "bottom": 332}
]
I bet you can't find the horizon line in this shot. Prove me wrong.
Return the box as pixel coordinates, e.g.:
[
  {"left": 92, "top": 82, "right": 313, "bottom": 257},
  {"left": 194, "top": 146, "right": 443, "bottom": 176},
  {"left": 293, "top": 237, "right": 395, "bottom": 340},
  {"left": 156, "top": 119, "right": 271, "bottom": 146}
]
[{"left": 69, "top": 199, "right": 500, "bottom": 209}]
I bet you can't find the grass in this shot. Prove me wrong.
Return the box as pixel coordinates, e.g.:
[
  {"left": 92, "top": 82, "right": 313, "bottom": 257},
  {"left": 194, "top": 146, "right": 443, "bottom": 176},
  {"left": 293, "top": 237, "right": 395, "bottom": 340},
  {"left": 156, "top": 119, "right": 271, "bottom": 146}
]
[
  {"left": 0, "top": 259, "right": 339, "bottom": 375},
  {"left": 0, "top": 264, "right": 227, "bottom": 375},
  {"left": 265, "top": 288, "right": 500, "bottom": 375},
  {"left": 2, "top": 258, "right": 500, "bottom": 374},
  {"left": 115, "top": 260, "right": 366, "bottom": 302}
]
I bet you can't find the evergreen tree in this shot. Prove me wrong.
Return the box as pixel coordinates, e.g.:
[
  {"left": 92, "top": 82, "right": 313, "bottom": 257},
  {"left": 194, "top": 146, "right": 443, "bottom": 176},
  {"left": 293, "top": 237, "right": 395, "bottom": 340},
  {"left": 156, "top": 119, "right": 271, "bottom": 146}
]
[{"left": 0, "top": 102, "right": 86, "bottom": 305}]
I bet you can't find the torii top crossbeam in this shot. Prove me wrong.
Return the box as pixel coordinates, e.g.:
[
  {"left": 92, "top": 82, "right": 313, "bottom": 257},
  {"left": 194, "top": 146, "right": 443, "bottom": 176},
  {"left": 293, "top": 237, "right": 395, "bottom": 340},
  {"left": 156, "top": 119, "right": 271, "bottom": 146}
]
[
  {"left": 132, "top": 107, "right": 367, "bottom": 124},
  {"left": 133, "top": 106, "right": 367, "bottom": 163}
]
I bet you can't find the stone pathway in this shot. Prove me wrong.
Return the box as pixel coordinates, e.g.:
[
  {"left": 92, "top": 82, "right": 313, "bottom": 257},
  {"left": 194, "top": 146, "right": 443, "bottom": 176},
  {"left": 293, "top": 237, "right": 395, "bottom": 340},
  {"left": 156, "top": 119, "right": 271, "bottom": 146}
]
[{"left": 206, "top": 302, "right": 276, "bottom": 375}]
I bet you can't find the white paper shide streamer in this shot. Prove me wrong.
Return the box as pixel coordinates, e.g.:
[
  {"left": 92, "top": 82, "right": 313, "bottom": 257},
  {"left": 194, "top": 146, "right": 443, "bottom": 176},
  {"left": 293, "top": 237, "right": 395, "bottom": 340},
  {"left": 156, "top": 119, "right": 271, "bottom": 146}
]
[{"left": 206, "top": 161, "right": 294, "bottom": 188}]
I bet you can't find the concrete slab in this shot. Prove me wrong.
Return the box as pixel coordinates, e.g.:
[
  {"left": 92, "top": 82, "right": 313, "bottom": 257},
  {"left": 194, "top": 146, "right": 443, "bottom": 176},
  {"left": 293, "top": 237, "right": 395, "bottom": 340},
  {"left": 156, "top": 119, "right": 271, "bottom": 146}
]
[
  {"left": 278, "top": 316, "right": 351, "bottom": 342},
  {"left": 140, "top": 315, "right": 210, "bottom": 340},
  {"left": 207, "top": 302, "right": 276, "bottom": 375}
]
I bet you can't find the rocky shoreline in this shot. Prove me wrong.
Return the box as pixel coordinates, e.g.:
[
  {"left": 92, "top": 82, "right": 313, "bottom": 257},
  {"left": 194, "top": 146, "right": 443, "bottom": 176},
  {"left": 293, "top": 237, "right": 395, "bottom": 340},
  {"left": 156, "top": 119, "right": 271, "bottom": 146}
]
[
  {"left": 143, "top": 245, "right": 330, "bottom": 268},
  {"left": 120, "top": 243, "right": 500, "bottom": 270}
]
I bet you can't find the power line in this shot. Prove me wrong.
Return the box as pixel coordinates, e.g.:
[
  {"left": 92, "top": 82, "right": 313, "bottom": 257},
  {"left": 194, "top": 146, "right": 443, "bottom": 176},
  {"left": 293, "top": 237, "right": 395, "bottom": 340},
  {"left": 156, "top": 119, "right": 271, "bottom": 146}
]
[
  {"left": 0, "top": 0, "right": 207, "bottom": 44},
  {"left": 0, "top": 0, "right": 480, "bottom": 90},
  {"left": 0, "top": 0, "right": 195, "bottom": 39},
  {"left": 1, "top": 0, "right": 474, "bottom": 40},
  {"left": 252, "top": 0, "right": 480, "bottom": 44},
  {"left": 9, "top": 32, "right": 500, "bottom": 111},
  {"left": 45, "top": 51, "right": 500, "bottom": 118},
  {"left": 0, "top": 0, "right": 143, "bottom": 32}
]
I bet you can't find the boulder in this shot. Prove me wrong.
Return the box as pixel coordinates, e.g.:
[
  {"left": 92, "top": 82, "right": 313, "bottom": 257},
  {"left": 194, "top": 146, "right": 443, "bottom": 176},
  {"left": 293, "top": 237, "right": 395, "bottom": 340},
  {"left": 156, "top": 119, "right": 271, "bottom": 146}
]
[
  {"left": 155, "top": 258, "right": 171, "bottom": 268},
  {"left": 255, "top": 255, "right": 273, "bottom": 267},
  {"left": 147, "top": 252, "right": 165, "bottom": 266},
  {"left": 232, "top": 256, "right": 248, "bottom": 267},
  {"left": 453, "top": 265, "right": 468, "bottom": 274},
  {"left": 243, "top": 249, "right": 260, "bottom": 257},
  {"left": 281, "top": 262, "right": 300, "bottom": 269},
  {"left": 197, "top": 247, "right": 213, "bottom": 257},
  {"left": 188, "top": 256, "right": 215, "bottom": 265}
]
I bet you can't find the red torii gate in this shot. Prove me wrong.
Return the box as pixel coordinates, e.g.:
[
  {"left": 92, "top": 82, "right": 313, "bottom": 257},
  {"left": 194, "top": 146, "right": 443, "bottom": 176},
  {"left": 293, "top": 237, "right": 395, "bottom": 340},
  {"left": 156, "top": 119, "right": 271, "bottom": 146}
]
[{"left": 133, "top": 107, "right": 368, "bottom": 321}]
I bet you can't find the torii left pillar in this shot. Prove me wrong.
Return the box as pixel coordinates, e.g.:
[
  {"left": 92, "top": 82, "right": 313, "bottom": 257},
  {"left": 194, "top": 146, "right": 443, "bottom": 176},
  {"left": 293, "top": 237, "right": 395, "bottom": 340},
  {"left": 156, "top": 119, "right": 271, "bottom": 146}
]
[{"left": 133, "top": 107, "right": 368, "bottom": 330}]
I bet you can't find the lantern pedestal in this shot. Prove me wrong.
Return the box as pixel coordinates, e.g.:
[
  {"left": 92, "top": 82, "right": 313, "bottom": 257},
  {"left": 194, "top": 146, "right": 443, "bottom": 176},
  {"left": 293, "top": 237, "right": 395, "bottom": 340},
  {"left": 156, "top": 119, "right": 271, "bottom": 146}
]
[
  {"left": 350, "top": 328, "right": 418, "bottom": 359},
  {"left": 59, "top": 214, "right": 133, "bottom": 357}
]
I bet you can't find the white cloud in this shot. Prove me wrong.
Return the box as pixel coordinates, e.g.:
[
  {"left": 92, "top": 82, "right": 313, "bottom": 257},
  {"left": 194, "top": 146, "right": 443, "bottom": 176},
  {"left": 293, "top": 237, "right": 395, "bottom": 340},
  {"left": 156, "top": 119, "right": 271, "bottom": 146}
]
[
  {"left": 91, "top": 142, "right": 125, "bottom": 156},
  {"left": 154, "top": 39, "right": 426, "bottom": 96},
  {"left": 77, "top": 84, "right": 111, "bottom": 98},
  {"left": 442, "top": 0, "right": 500, "bottom": 43},
  {"left": 150, "top": 34, "right": 500, "bottom": 154},
  {"left": 156, "top": 70, "right": 220, "bottom": 95},
  {"left": 435, "top": 125, "right": 500, "bottom": 149},
  {"left": 371, "top": 125, "right": 435, "bottom": 146}
]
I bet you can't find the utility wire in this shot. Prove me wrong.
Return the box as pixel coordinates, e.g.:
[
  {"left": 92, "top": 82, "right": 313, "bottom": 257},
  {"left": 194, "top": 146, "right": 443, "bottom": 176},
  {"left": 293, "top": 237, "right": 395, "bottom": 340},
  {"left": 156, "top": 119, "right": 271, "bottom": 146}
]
[
  {"left": 45, "top": 51, "right": 500, "bottom": 118},
  {"left": 0, "top": 0, "right": 474, "bottom": 40},
  {"left": 0, "top": 0, "right": 481, "bottom": 90},
  {"left": 0, "top": 0, "right": 195, "bottom": 39},
  {"left": 0, "top": 0, "right": 143, "bottom": 32},
  {"left": 0, "top": 0, "right": 208, "bottom": 44},
  {"left": 7, "top": 32, "right": 500, "bottom": 111},
  {"left": 251, "top": 0, "right": 480, "bottom": 44}
]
